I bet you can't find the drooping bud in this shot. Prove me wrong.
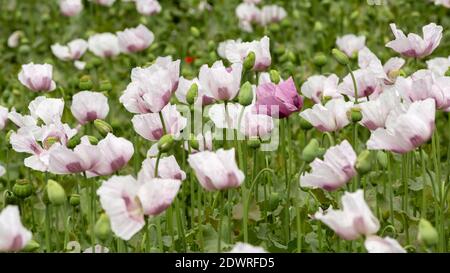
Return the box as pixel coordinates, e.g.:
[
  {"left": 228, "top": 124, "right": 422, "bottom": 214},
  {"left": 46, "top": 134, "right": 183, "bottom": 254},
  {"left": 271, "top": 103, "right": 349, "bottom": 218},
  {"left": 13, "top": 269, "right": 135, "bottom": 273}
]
[
  {"left": 87, "top": 135, "right": 99, "bottom": 145},
  {"left": 67, "top": 136, "right": 81, "bottom": 149},
  {"left": 418, "top": 219, "right": 438, "bottom": 246},
  {"left": 186, "top": 83, "right": 198, "bottom": 105},
  {"left": 238, "top": 82, "right": 253, "bottom": 106},
  {"left": 244, "top": 51, "right": 256, "bottom": 71},
  {"left": 12, "top": 179, "right": 33, "bottom": 199},
  {"left": 313, "top": 52, "right": 327, "bottom": 67},
  {"left": 94, "top": 119, "right": 113, "bottom": 137},
  {"left": 332, "top": 48, "right": 350, "bottom": 66},
  {"left": 47, "top": 180, "right": 66, "bottom": 206},
  {"left": 302, "top": 139, "right": 321, "bottom": 163},
  {"left": 23, "top": 240, "right": 40, "bottom": 252},
  {"left": 95, "top": 213, "right": 112, "bottom": 242},
  {"left": 299, "top": 116, "right": 313, "bottom": 130},
  {"left": 158, "top": 135, "right": 174, "bottom": 153},
  {"left": 98, "top": 80, "right": 112, "bottom": 92},
  {"left": 269, "top": 69, "right": 281, "bottom": 84},
  {"left": 69, "top": 194, "right": 81, "bottom": 207},
  {"left": 356, "top": 150, "right": 372, "bottom": 175},
  {"left": 190, "top": 26, "right": 201, "bottom": 38},
  {"left": 78, "top": 75, "right": 93, "bottom": 90},
  {"left": 247, "top": 137, "right": 261, "bottom": 149},
  {"left": 377, "top": 151, "right": 388, "bottom": 169}
]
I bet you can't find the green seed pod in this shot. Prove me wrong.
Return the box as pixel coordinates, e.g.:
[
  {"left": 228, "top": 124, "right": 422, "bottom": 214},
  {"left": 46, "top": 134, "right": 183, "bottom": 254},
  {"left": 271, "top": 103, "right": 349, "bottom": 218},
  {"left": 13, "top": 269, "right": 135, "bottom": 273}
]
[
  {"left": 313, "top": 52, "right": 327, "bottom": 67},
  {"left": 377, "top": 151, "right": 388, "bottom": 169},
  {"left": 186, "top": 83, "right": 198, "bottom": 105},
  {"left": 332, "top": 48, "right": 350, "bottom": 66},
  {"left": 47, "top": 180, "right": 66, "bottom": 206},
  {"left": 12, "top": 179, "right": 33, "bottom": 199},
  {"left": 269, "top": 70, "right": 281, "bottom": 84},
  {"left": 18, "top": 45, "right": 31, "bottom": 54},
  {"left": 313, "top": 22, "right": 324, "bottom": 32},
  {"left": 299, "top": 117, "right": 313, "bottom": 130},
  {"left": 23, "top": 240, "right": 40, "bottom": 252},
  {"left": 189, "top": 134, "right": 199, "bottom": 150},
  {"left": 247, "top": 137, "right": 261, "bottom": 149},
  {"left": 69, "top": 194, "right": 81, "bottom": 207},
  {"left": 95, "top": 213, "right": 112, "bottom": 242},
  {"left": 94, "top": 119, "right": 113, "bottom": 137},
  {"left": 287, "top": 51, "right": 297, "bottom": 63},
  {"left": 356, "top": 150, "right": 372, "bottom": 175},
  {"left": 418, "top": 219, "right": 438, "bottom": 246},
  {"left": 244, "top": 51, "right": 256, "bottom": 71},
  {"left": 302, "top": 139, "right": 320, "bottom": 163},
  {"left": 78, "top": 75, "right": 93, "bottom": 90},
  {"left": 190, "top": 26, "right": 201, "bottom": 38},
  {"left": 3, "top": 190, "right": 19, "bottom": 206},
  {"left": 98, "top": 80, "right": 112, "bottom": 92},
  {"left": 158, "top": 135, "right": 174, "bottom": 153},
  {"left": 348, "top": 108, "right": 363, "bottom": 123},
  {"left": 238, "top": 82, "right": 254, "bottom": 106},
  {"left": 43, "top": 136, "right": 59, "bottom": 150}
]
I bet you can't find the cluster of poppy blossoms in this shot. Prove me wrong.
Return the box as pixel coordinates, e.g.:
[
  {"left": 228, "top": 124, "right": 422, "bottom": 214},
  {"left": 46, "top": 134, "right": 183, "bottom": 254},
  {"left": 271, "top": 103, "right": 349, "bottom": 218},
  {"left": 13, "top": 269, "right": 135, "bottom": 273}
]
[{"left": 0, "top": 0, "right": 449, "bottom": 254}]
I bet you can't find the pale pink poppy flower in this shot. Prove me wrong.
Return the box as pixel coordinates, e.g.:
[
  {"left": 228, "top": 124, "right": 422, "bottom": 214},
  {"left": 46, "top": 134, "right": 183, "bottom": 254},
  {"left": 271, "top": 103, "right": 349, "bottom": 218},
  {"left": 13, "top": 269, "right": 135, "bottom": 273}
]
[
  {"left": 0, "top": 106, "right": 8, "bottom": 130},
  {"left": 199, "top": 61, "right": 243, "bottom": 101},
  {"left": 300, "top": 140, "right": 356, "bottom": 191},
  {"left": 7, "top": 108, "right": 37, "bottom": 129},
  {"left": 48, "top": 137, "right": 100, "bottom": 174},
  {"left": 258, "top": 72, "right": 284, "bottom": 85},
  {"left": 7, "top": 31, "right": 22, "bottom": 48},
  {"left": 336, "top": 34, "right": 366, "bottom": 57},
  {"left": 51, "top": 39, "right": 88, "bottom": 61},
  {"left": 96, "top": 175, "right": 145, "bottom": 240},
  {"left": 300, "top": 99, "right": 353, "bottom": 132},
  {"left": 132, "top": 103, "right": 187, "bottom": 141},
  {"left": 136, "top": 0, "right": 162, "bottom": 16},
  {"left": 185, "top": 131, "right": 214, "bottom": 152},
  {"left": 358, "top": 47, "right": 405, "bottom": 85},
  {"left": 359, "top": 89, "right": 403, "bottom": 131},
  {"left": 18, "top": 63, "right": 56, "bottom": 92},
  {"left": 175, "top": 77, "right": 214, "bottom": 106},
  {"left": 235, "top": 3, "right": 261, "bottom": 32},
  {"left": 28, "top": 96, "right": 64, "bottom": 125},
  {"left": 89, "top": 133, "right": 134, "bottom": 176},
  {"left": 229, "top": 242, "right": 268, "bottom": 253},
  {"left": 208, "top": 103, "right": 244, "bottom": 130},
  {"left": 314, "top": 190, "right": 380, "bottom": 240},
  {"left": 386, "top": 23, "right": 443, "bottom": 59},
  {"left": 138, "top": 155, "right": 186, "bottom": 181},
  {"left": 137, "top": 178, "right": 181, "bottom": 216},
  {"left": 37, "top": 121, "right": 77, "bottom": 147},
  {"left": 0, "top": 206, "right": 32, "bottom": 252},
  {"left": 338, "top": 68, "right": 382, "bottom": 99},
  {"left": 90, "top": 0, "right": 115, "bottom": 6},
  {"left": 301, "top": 74, "right": 341, "bottom": 104},
  {"left": 367, "top": 98, "right": 436, "bottom": 154},
  {"left": 426, "top": 56, "right": 450, "bottom": 76},
  {"left": 71, "top": 91, "right": 109, "bottom": 124},
  {"left": 223, "top": 36, "right": 271, "bottom": 71},
  {"left": 434, "top": 0, "right": 450, "bottom": 7},
  {"left": 188, "top": 148, "right": 245, "bottom": 191},
  {"left": 217, "top": 39, "right": 242, "bottom": 59},
  {"left": 117, "top": 24, "right": 154, "bottom": 53},
  {"left": 88, "top": 33, "right": 120, "bottom": 58},
  {"left": 59, "top": 0, "right": 83, "bottom": 16},
  {"left": 364, "top": 236, "right": 406, "bottom": 253},
  {"left": 74, "top": 61, "right": 86, "bottom": 70},
  {"left": 240, "top": 108, "right": 274, "bottom": 138},
  {"left": 259, "top": 5, "right": 287, "bottom": 26}
]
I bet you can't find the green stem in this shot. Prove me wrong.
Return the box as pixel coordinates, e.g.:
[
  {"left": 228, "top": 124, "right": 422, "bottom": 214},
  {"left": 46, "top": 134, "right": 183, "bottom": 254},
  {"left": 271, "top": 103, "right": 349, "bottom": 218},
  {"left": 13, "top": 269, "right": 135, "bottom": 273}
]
[
  {"left": 387, "top": 153, "right": 395, "bottom": 225},
  {"left": 217, "top": 191, "right": 223, "bottom": 252},
  {"left": 159, "top": 111, "right": 167, "bottom": 135},
  {"left": 45, "top": 204, "right": 51, "bottom": 252}
]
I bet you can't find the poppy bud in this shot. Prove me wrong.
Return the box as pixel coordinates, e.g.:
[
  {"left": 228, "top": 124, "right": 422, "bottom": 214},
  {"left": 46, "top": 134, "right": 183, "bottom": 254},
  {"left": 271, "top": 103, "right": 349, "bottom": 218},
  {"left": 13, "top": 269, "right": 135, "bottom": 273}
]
[
  {"left": 356, "top": 150, "right": 372, "bottom": 175},
  {"left": 69, "top": 194, "right": 81, "bottom": 207},
  {"left": 269, "top": 69, "right": 281, "bottom": 84},
  {"left": 302, "top": 139, "right": 320, "bottom": 163},
  {"left": 95, "top": 213, "right": 112, "bottom": 242},
  {"left": 12, "top": 179, "right": 33, "bottom": 199},
  {"left": 247, "top": 137, "right": 261, "bottom": 149},
  {"left": 244, "top": 51, "right": 256, "bottom": 71},
  {"left": 186, "top": 83, "right": 198, "bottom": 105},
  {"left": 238, "top": 82, "right": 253, "bottom": 106},
  {"left": 190, "top": 26, "right": 200, "bottom": 38},
  {"left": 418, "top": 219, "right": 438, "bottom": 246},
  {"left": 67, "top": 136, "right": 81, "bottom": 149},
  {"left": 94, "top": 119, "right": 113, "bottom": 137},
  {"left": 158, "top": 135, "right": 174, "bottom": 153},
  {"left": 314, "top": 22, "right": 324, "bottom": 32},
  {"left": 377, "top": 151, "right": 388, "bottom": 169},
  {"left": 332, "top": 48, "right": 350, "bottom": 66},
  {"left": 189, "top": 134, "right": 199, "bottom": 150},
  {"left": 299, "top": 117, "right": 313, "bottom": 130},
  {"left": 99, "top": 80, "right": 112, "bottom": 92},
  {"left": 79, "top": 75, "right": 93, "bottom": 90},
  {"left": 87, "top": 135, "right": 99, "bottom": 145},
  {"left": 348, "top": 108, "right": 363, "bottom": 123},
  {"left": 47, "top": 180, "right": 66, "bottom": 206},
  {"left": 313, "top": 52, "right": 327, "bottom": 67},
  {"left": 3, "top": 190, "right": 18, "bottom": 206},
  {"left": 207, "top": 40, "right": 216, "bottom": 51},
  {"left": 23, "top": 240, "right": 40, "bottom": 252}
]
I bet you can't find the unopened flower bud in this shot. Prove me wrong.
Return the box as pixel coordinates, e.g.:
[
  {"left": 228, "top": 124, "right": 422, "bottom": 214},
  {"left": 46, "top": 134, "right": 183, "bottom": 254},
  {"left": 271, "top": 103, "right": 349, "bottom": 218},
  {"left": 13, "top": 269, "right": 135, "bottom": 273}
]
[
  {"left": 377, "top": 151, "right": 388, "bottom": 169},
  {"left": 247, "top": 137, "right": 261, "bottom": 149},
  {"left": 12, "top": 179, "right": 33, "bottom": 199},
  {"left": 186, "top": 83, "right": 198, "bottom": 105},
  {"left": 99, "top": 80, "right": 112, "bottom": 92},
  {"left": 158, "top": 135, "right": 174, "bottom": 153},
  {"left": 314, "top": 22, "right": 324, "bottom": 32},
  {"left": 313, "top": 52, "right": 327, "bottom": 67},
  {"left": 348, "top": 108, "right": 362, "bottom": 123},
  {"left": 87, "top": 135, "right": 99, "bottom": 145},
  {"left": 238, "top": 82, "right": 253, "bottom": 106},
  {"left": 190, "top": 26, "right": 200, "bottom": 38},
  {"left": 356, "top": 150, "right": 372, "bottom": 175},
  {"left": 332, "top": 48, "right": 350, "bottom": 66},
  {"left": 189, "top": 134, "right": 199, "bottom": 150},
  {"left": 79, "top": 75, "right": 93, "bottom": 90},
  {"left": 69, "top": 194, "right": 81, "bottom": 207},
  {"left": 244, "top": 51, "right": 256, "bottom": 71},
  {"left": 302, "top": 139, "right": 320, "bottom": 163},
  {"left": 47, "top": 180, "right": 66, "bottom": 206},
  {"left": 94, "top": 119, "right": 113, "bottom": 137},
  {"left": 23, "top": 240, "right": 40, "bottom": 252},
  {"left": 299, "top": 117, "right": 313, "bottom": 130},
  {"left": 269, "top": 70, "right": 281, "bottom": 84},
  {"left": 67, "top": 136, "right": 81, "bottom": 149},
  {"left": 95, "top": 213, "right": 112, "bottom": 242},
  {"left": 418, "top": 219, "right": 438, "bottom": 246}
]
